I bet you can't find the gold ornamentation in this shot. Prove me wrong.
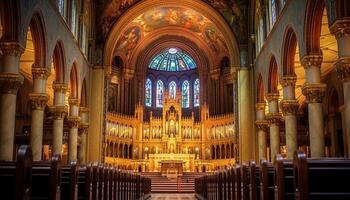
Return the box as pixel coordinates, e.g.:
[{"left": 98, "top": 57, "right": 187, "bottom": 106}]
[
  {"left": 302, "top": 83, "right": 326, "bottom": 103},
  {"left": 79, "top": 123, "right": 89, "bottom": 134},
  {"left": 255, "top": 119, "right": 268, "bottom": 131},
  {"left": 266, "top": 93, "right": 279, "bottom": 102},
  {"left": 301, "top": 54, "right": 323, "bottom": 69},
  {"left": 335, "top": 57, "right": 350, "bottom": 82},
  {"left": 280, "top": 76, "right": 297, "bottom": 87},
  {"left": 330, "top": 19, "right": 350, "bottom": 38},
  {"left": 79, "top": 107, "right": 89, "bottom": 114},
  {"left": 0, "top": 42, "right": 25, "bottom": 57},
  {"left": 32, "top": 67, "right": 50, "bottom": 80},
  {"left": 0, "top": 73, "right": 24, "bottom": 94},
  {"left": 29, "top": 93, "right": 49, "bottom": 110},
  {"left": 69, "top": 98, "right": 80, "bottom": 106},
  {"left": 280, "top": 100, "right": 299, "bottom": 115},
  {"left": 49, "top": 105, "right": 68, "bottom": 119},
  {"left": 52, "top": 82, "right": 68, "bottom": 93},
  {"left": 266, "top": 113, "right": 282, "bottom": 125},
  {"left": 124, "top": 68, "right": 135, "bottom": 80},
  {"left": 255, "top": 103, "right": 266, "bottom": 110},
  {"left": 67, "top": 116, "right": 81, "bottom": 128}
]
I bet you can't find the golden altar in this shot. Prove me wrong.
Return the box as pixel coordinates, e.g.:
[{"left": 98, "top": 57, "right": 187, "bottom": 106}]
[{"left": 148, "top": 153, "right": 195, "bottom": 174}]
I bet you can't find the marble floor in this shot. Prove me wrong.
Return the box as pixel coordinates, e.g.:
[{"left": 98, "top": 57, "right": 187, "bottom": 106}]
[{"left": 151, "top": 193, "right": 196, "bottom": 200}]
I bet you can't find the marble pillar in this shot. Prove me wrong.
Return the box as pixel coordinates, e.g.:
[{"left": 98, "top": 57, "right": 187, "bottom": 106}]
[
  {"left": 266, "top": 93, "right": 282, "bottom": 161},
  {"left": 78, "top": 107, "right": 89, "bottom": 164},
  {"left": 0, "top": 42, "right": 24, "bottom": 161},
  {"left": 29, "top": 67, "right": 49, "bottom": 161},
  {"left": 49, "top": 83, "right": 67, "bottom": 155},
  {"left": 280, "top": 76, "right": 299, "bottom": 159},
  {"left": 67, "top": 98, "right": 80, "bottom": 162},
  {"left": 255, "top": 103, "right": 268, "bottom": 160},
  {"left": 302, "top": 54, "right": 326, "bottom": 157},
  {"left": 238, "top": 68, "right": 254, "bottom": 163},
  {"left": 330, "top": 19, "right": 350, "bottom": 157}
]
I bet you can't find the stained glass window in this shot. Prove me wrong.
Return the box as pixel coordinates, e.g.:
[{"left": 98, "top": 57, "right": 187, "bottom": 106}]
[
  {"left": 58, "top": 0, "right": 65, "bottom": 16},
  {"left": 145, "top": 79, "right": 152, "bottom": 107},
  {"left": 271, "top": 0, "right": 277, "bottom": 25},
  {"left": 169, "top": 81, "right": 177, "bottom": 99},
  {"left": 156, "top": 80, "right": 164, "bottom": 107},
  {"left": 149, "top": 48, "right": 197, "bottom": 71},
  {"left": 193, "top": 79, "right": 200, "bottom": 107},
  {"left": 182, "top": 80, "right": 190, "bottom": 108}
]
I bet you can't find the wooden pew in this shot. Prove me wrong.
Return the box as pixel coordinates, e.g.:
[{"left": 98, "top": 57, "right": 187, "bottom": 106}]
[
  {"left": 242, "top": 164, "right": 250, "bottom": 200},
  {"left": 77, "top": 164, "right": 92, "bottom": 200},
  {"left": 249, "top": 161, "right": 261, "bottom": 200},
  {"left": 294, "top": 151, "right": 350, "bottom": 200},
  {"left": 0, "top": 145, "right": 32, "bottom": 200},
  {"left": 91, "top": 163, "right": 99, "bottom": 200},
  {"left": 275, "top": 155, "right": 294, "bottom": 200},
  {"left": 261, "top": 159, "right": 276, "bottom": 200},
  {"left": 61, "top": 161, "right": 78, "bottom": 200},
  {"left": 235, "top": 165, "right": 242, "bottom": 200},
  {"left": 31, "top": 154, "right": 61, "bottom": 200}
]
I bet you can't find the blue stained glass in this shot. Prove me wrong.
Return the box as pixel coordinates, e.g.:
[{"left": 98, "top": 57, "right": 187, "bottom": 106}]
[
  {"left": 156, "top": 80, "right": 164, "bottom": 108},
  {"left": 169, "top": 81, "right": 177, "bottom": 99},
  {"left": 182, "top": 80, "right": 190, "bottom": 108},
  {"left": 145, "top": 79, "right": 152, "bottom": 107},
  {"left": 149, "top": 48, "right": 197, "bottom": 71},
  {"left": 194, "top": 79, "right": 200, "bottom": 107}
]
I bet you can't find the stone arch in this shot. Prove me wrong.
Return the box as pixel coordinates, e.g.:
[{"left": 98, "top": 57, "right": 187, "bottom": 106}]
[
  {"left": 257, "top": 73, "right": 265, "bottom": 103},
  {"left": 268, "top": 56, "right": 279, "bottom": 93},
  {"left": 69, "top": 62, "right": 78, "bottom": 98},
  {"left": 80, "top": 78, "right": 87, "bottom": 107},
  {"left": 27, "top": 11, "right": 47, "bottom": 67},
  {"left": 52, "top": 41, "right": 66, "bottom": 83},
  {"left": 0, "top": 0, "right": 20, "bottom": 41},
  {"left": 282, "top": 27, "right": 298, "bottom": 76}
]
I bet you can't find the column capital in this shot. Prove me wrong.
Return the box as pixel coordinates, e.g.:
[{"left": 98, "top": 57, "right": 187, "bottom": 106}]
[
  {"left": 29, "top": 93, "right": 49, "bottom": 110},
  {"left": 280, "top": 76, "right": 297, "bottom": 87},
  {"left": 49, "top": 105, "right": 68, "bottom": 119},
  {"left": 330, "top": 18, "right": 350, "bottom": 39},
  {"left": 79, "top": 123, "right": 89, "bottom": 133},
  {"left": 302, "top": 83, "right": 326, "bottom": 103},
  {"left": 67, "top": 116, "right": 81, "bottom": 128},
  {"left": 255, "top": 103, "right": 266, "bottom": 110},
  {"left": 301, "top": 54, "right": 323, "bottom": 69},
  {"left": 266, "top": 93, "right": 279, "bottom": 102},
  {"left": 0, "top": 73, "right": 24, "bottom": 94},
  {"left": 266, "top": 113, "right": 282, "bottom": 125},
  {"left": 255, "top": 119, "right": 268, "bottom": 131},
  {"left": 123, "top": 68, "right": 135, "bottom": 80},
  {"left": 0, "top": 42, "right": 25, "bottom": 57},
  {"left": 32, "top": 67, "right": 50, "bottom": 80},
  {"left": 79, "top": 107, "right": 89, "bottom": 114},
  {"left": 52, "top": 82, "right": 68, "bottom": 93},
  {"left": 280, "top": 99, "right": 299, "bottom": 115},
  {"left": 335, "top": 57, "right": 350, "bottom": 82},
  {"left": 210, "top": 68, "right": 221, "bottom": 80},
  {"left": 69, "top": 98, "right": 80, "bottom": 106}
]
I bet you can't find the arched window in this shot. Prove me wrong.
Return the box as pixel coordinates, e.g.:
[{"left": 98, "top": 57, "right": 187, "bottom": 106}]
[
  {"left": 149, "top": 48, "right": 197, "bottom": 71},
  {"left": 193, "top": 79, "right": 200, "bottom": 107},
  {"left": 169, "top": 81, "right": 177, "bottom": 99},
  {"left": 182, "top": 80, "right": 190, "bottom": 108},
  {"left": 156, "top": 80, "right": 164, "bottom": 107},
  {"left": 145, "top": 79, "right": 152, "bottom": 107},
  {"left": 270, "top": 0, "right": 278, "bottom": 25},
  {"left": 58, "top": 0, "right": 65, "bottom": 16},
  {"left": 71, "top": 0, "right": 78, "bottom": 37}
]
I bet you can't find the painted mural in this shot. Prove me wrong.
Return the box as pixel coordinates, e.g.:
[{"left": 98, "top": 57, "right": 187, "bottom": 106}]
[{"left": 115, "top": 7, "right": 228, "bottom": 59}]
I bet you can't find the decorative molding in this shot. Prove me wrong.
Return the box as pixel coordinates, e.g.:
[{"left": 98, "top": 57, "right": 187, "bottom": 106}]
[
  {"left": 67, "top": 116, "right": 81, "bottom": 128},
  {"left": 301, "top": 54, "right": 323, "bottom": 69},
  {"left": 280, "top": 99, "right": 299, "bottom": 116},
  {"left": 32, "top": 67, "right": 50, "bottom": 80},
  {"left": 79, "top": 107, "right": 90, "bottom": 114},
  {"left": 52, "top": 82, "right": 68, "bottom": 93},
  {"left": 69, "top": 98, "right": 80, "bottom": 106},
  {"left": 49, "top": 105, "right": 68, "bottom": 120},
  {"left": 29, "top": 93, "right": 49, "bottom": 110},
  {"left": 280, "top": 76, "right": 297, "bottom": 87},
  {"left": 302, "top": 83, "right": 326, "bottom": 103},
  {"left": 266, "top": 93, "right": 279, "bottom": 102},
  {"left": 330, "top": 18, "right": 350, "bottom": 39},
  {"left": 255, "top": 119, "right": 268, "bottom": 131},
  {"left": 0, "top": 73, "right": 24, "bottom": 94},
  {"left": 0, "top": 42, "right": 25, "bottom": 57},
  {"left": 266, "top": 113, "right": 282, "bottom": 125},
  {"left": 123, "top": 68, "right": 135, "bottom": 80},
  {"left": 336, "top": 57, "right": 350, "bottom": 82},
  {"left": 255, "top": 103, "right": 266, "bottom": 111}
]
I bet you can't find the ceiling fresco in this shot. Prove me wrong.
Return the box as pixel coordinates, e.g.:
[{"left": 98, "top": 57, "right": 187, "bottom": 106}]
[
  {"left": 97, "top": 0, "right": 248, "bottom": 43},
  {"left": 114, "top": 7, "right": 228, "bottom": 59}
]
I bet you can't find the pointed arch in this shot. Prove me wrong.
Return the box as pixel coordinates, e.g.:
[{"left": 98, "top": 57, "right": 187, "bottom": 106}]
[
  {"left": 169, "top": 81, "right": 177, "bottom": 99},
  {"left": 52, "top": 41, "right": 66, "bottom": 83},
  {"left": 28, "top": 11, "right": 47, "bottom": 67},
  {"left": 156, "top": 80, "right": 164, "bottom": 108},
  {"left": 257, "top": 73, "right": 265, "bottom": 103},
  {"left": 145, "top": 78, "right": 152, "bottom": 107},
  {"left": 69, "top": 62, "right": 78, "bottom": 98},
  {"left": 80, "top": 78, "right": 87, "bottom": 107},
  {"left": 282, "top": 27, "right": 298, "bottom": 76},
  {"left": 0, "top": 0, "right": 20, "bottom": 41},
  {"left": 268, "top": 56, "right": 279, "bottom": 93},
  {"left": 182, "top": 80, "right": 190, "bottom": 108},
  {"left": 193, "top": 78, "right": 200, "bottom": 107}
]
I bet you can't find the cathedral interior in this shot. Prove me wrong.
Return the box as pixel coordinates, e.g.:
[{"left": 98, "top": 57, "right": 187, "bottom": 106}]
[{"left": 0, "top": 0, "right": 350, "bottom": 198}]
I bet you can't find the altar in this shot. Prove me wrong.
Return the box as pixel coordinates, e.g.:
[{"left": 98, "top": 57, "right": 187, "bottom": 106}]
[
  {"left": 148, "top": 153, "right": 195, "bottom": 173},
  {"left": 160, "top": 160, "right": 184, "bottom": 178}
]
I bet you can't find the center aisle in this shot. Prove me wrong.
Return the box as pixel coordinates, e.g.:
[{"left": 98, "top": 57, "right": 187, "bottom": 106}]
[{"left": 151, "top": 193, "right": 195, "bottom": 200}]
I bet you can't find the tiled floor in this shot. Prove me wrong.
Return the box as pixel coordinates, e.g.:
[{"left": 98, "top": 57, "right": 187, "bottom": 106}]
[{"left": 151, "top": 193, "right": 195, "bottom": 200}]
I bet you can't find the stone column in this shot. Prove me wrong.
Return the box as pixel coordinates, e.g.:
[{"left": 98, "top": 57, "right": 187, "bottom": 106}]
[
  {"left": 29, "top": 67, "right": 49, "bottom": 161},
  {"left": 238, "top": 67, "right": 254, "bottom": 163},
  {"left": 78, "top": 107, "right": 89, "bottom": 164},
  {"left": 255, "top": 103, "right": 268, "bottom": 160},
  {"left": 0, "top": 42, "right": 24, "bottom": 161},
  {"left": 280, "top": 76, "right": 299, "bottom": 159},
  {"left": 67, "top": 98, "right": 81, "bottom": 162},
  {"left": 266, "top": 93, "right": 282, "bottom": 161},
  {"left": 302, "top": 54, "right": 326, "bottom": 157},
  {"left": 330, "top": 19, "right": 350, "bottom": 157},
  {"left": 49, "top": 83, "right": 68, "bottom": 155}
]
